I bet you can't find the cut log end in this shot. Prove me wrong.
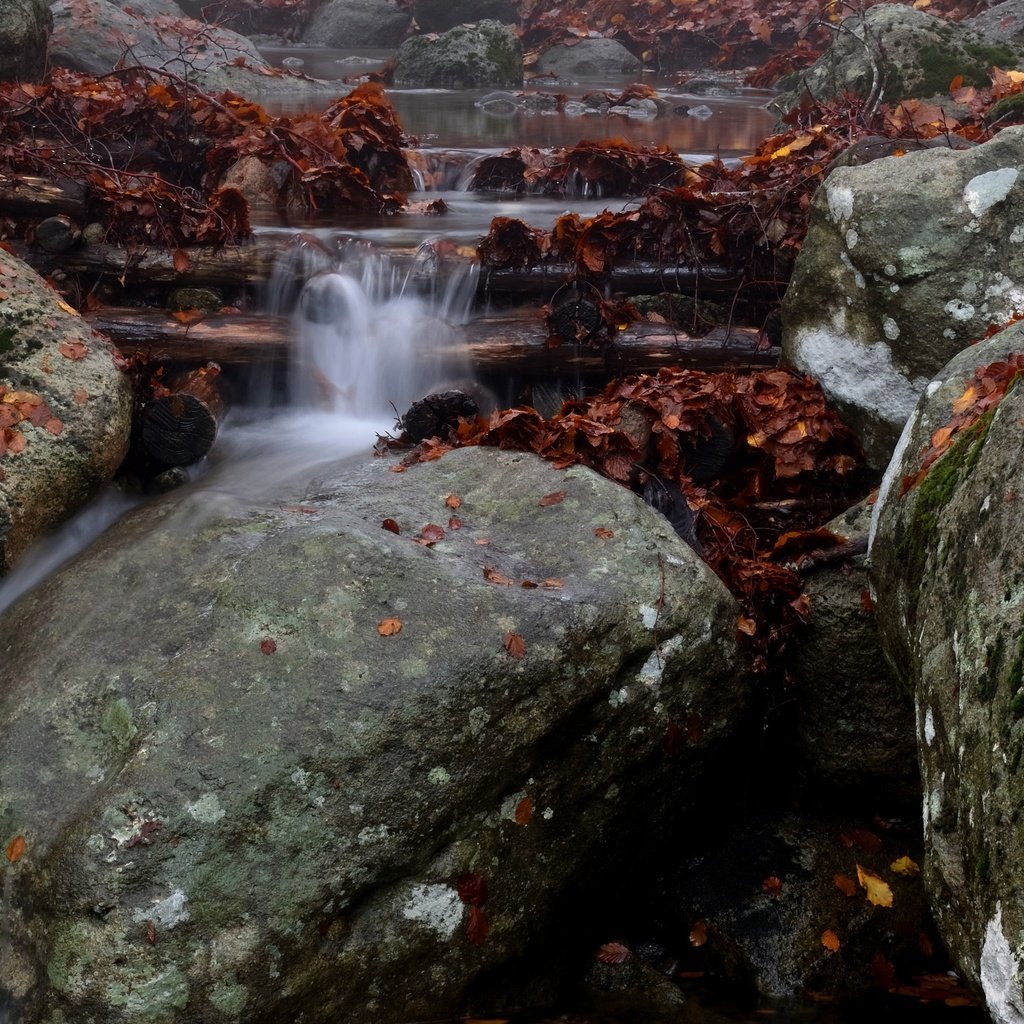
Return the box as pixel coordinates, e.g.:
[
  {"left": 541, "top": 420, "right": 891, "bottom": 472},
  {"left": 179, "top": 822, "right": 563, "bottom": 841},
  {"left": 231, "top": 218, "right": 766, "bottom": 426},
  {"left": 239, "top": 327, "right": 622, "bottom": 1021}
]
[{"left": 142, "top": 393, "right": 219, "bottom": 466}]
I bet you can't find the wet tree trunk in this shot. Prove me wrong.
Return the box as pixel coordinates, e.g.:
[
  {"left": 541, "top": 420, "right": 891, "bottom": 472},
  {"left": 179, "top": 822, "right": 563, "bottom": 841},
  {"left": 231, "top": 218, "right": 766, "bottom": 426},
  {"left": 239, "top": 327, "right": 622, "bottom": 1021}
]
[{"left": 140, "top": 363, "right": 225, "bottom": 466}]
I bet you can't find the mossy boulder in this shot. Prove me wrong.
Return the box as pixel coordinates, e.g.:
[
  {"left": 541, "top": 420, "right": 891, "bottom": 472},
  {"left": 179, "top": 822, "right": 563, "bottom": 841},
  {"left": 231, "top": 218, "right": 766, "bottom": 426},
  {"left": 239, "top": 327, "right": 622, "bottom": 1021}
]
[
  {"left": 0, "top": 0, "right": 51, "bottom": 83},
  {"left": 393, "top": 20, "right": 522, "bottom": 88},
  {"left": 871, "top": 320, "right": 1024, "bottom": 1016},
  {"left": 0, "top": 249, "right": 131, "bottom": 574},
  {"left": 966, "top": 0, "right": 1024, "bottom": 51},
  {"left": 772, "top": 5, "right": 1023, "bottom": 115},
  {"left": 535, "top": 38, "right": 641, "bottom": 79},
  {"left": 782, "top": 126, "right": 1024, "bottom": 470},
  {"left": 0, "top": 446, "right": 748, "bottom": 1023}
]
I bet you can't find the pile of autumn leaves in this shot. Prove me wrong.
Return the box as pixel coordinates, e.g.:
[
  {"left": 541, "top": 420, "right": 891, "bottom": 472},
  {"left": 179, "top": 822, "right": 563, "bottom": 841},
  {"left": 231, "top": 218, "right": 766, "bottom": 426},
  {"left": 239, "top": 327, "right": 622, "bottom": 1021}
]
[
  {"left": 0, "top": 73, "right": 412, "bottom": 248},
  {"left": 398, "top": 364, "right": 867, "bottom": 677}
]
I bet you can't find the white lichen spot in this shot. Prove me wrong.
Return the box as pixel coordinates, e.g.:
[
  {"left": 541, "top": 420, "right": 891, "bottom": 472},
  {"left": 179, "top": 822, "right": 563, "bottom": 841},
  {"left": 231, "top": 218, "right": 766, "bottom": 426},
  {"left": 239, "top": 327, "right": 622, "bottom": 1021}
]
[
  {"left": 882, "top": 317, "right": 900, "bottom": 341},
  {"left": 945, "top": 299, "right": 976, "bottom": 322},
  {"left": 884, "top": 263, "right": 897, "bottom": 276},
  {"left": 943, "top": 328, "right": 956, "bottom": 339},
  {"left": 890, "top": 284, "right": 900, "bottom": 293},
  {"left": 638, "top": 635, "right": 684, "bottom": 689},
  {"left": 1013, "top": 225, "right": 1024, "bottom": 244},
  {"left": 348, "top": 803, "right": 364, "bottom": 816},
  {"left": 924, "top": 707, "right": 936, "bottom": 745},
  {"left": 468, "top": 706, "right": 491, "bottom": 737},
  {"left": 357, "top": 824, "right": 390, "bottom": 845},
  {"left": 981, "top": 903, "right": 1024, "bottom": 1024},
  {"left": 609, "top": 687, "right": 631, "bottom": 707},
  {"left": 827, "top": 183, "right": 855, "bottom": 223},
  {"left": 983, "top": 494, "right": 992, "bottom": 514},
  {"left": 133, "top": 889, "right": 190, "bottom": 929},
  {"left": 86, "top": 765, "right": 105, "bottom": 783},
  {"left": 401, "top": 883, "right": 464, "bottom": 939},
  {"left": 640, "top": 603, "right": 660, "bottom": 629},
  {"left": 793, "top": 329, "right": 925, "bottom": 442},
  {"left": 927, "top": 381, "right": 942, "bottom": 397},
  {"left": 427, "top": 767, "right": 451, "bottom": 786},
  {"left": 964, "top": 167, "right": 1019, "bottom": 218},
  {"left": 499, "top": 791, "right": 527, "bottom": 822},
  {"left": 839, "top": 251, "right": 865, "bottom": 288},
  {"left": 542, "top": 806, "right": 554, "bottom": 820},
  {"left": 187, "top": 793, "right": 225, "bottom": 824},
  {"left": 291, "top": 768, "right": 311, "bottom": 791},
  {"left": 845, "top": 228, "right": 859, "bottom": 249}
]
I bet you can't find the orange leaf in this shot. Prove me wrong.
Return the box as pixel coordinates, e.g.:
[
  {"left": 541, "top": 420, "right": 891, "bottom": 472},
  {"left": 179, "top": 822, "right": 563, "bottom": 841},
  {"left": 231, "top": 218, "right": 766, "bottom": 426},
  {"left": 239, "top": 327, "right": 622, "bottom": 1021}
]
[
  {"left": 73, "top": 388, "right": 88, "bottom": 405},
  {"left": 173, "top": 248, "right": 190, "bottom": 274},
  {"left": 514, "top": 795, "right": 534, "bottom": 824},
  {"left": 415, "top": 523, "right": 445, "bottom": 545},
  {"left": 260, "top": 638, "right": 277, "bottom": 654},
  {"left": 596, "top": 941, "right": 631, "bottom": 964},
  {"left": 538, "top": 490, "right": 567, "bottom": 507},
  {"left": 448, "top": 516, "right": 463, "bottom": 529},
  {"left": 484, "top": 565, "right": 515, "bottom": 586},
  {"left": 822, "top": 929, "right": 841, "bottom": 952},
  {"left": 503, "top": 631, "right": 526, "bottom": 659},
  {"left": 445, "top": 494, "right": 462, "bottom": 509},
  {"left": 737, "top": 615, "right": 757, "bottom": 636},
  {"left": 44, "top": 417, "right": 63, "bottom": 436},
  {"left": 689, "top": 920, "right": 708, "bottom": 947},
  {"left": 594, "top": 527, "right": 614, "bottom": 539},
  {"left": 171, "top": 309, "right": 204, "bottom": 324},
  {"left": 58, "top": 340, "right": 89, "bottom": 360},
  {"left": 890, "top": 855, "right": 920, "bottom": 877},
  {"left": 382, "top": 518, "right": 401, "bottom": 534},
  {"left": 762, "top": 875, "right": 782, "bottom": 895},
  {"left": 377, "top": 617, "right": 402, "bottom": 636},
  {"left": 6, "top": 834, "right": 26, "bottom": 863},
  {"left": 857, "top": 863, "right": 894, "bottom": 907},
  {"left": 834, "top": 873, "right": 857, "bottom": 897},
  {"left": 540, "top": 578, "right": 564, "bottom": 589}
]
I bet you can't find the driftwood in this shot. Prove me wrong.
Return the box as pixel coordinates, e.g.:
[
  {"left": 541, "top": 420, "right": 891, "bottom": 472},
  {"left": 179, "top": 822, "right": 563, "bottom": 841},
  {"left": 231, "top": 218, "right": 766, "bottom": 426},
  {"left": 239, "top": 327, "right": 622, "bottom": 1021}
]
[
  {"left": 141, "top": 363, "right": 225, "bottom": 467},
  {"left": 87, "top": 307, "right": 780, "bottom": 378}
]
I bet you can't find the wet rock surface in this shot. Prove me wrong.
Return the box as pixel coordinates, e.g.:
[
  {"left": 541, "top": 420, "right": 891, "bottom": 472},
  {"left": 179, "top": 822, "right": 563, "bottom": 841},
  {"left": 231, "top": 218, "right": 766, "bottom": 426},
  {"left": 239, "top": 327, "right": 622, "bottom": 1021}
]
[
  {"left": 792, "top": 499, "right": 918, "bottom": 805},
  {"left": 393, "top": 20, "right": 523, "bottom": 88},
  {"left": 871, "top": 320, "right": 1024, "bottom": 1018},
  {"left": 0, "top": 249, "right": 132, "bottom": 574},
  {"left": 0, "top": 0, "right": 51, "bottom": 83},
  {"left": 782, "top": 126, "right": 1024, "bottom": 470},
  {"left": 0, "top": 446, "right": 747, "bottom": 1023},
  {"left": 300, "top": 0, "right": 412, "bottom": 48},
  {"left": 535, "top": 38, "right": 642, "bottom": 79},
  {"left": 772, "top": 5, "right": 1023, "bottom": 115}
]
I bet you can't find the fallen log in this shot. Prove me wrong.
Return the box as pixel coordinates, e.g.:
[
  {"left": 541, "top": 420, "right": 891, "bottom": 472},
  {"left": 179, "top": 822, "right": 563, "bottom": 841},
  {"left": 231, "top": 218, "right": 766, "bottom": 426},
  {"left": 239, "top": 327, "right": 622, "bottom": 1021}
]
[
  {"left": 86, "top": 307, "right": 780, "bottom": 378},
  {"left": 0, "top": 176, "right": 86, "bottom": 218},
  {"left": 15, "top": 233, "right": 748, "bottom": 300}
]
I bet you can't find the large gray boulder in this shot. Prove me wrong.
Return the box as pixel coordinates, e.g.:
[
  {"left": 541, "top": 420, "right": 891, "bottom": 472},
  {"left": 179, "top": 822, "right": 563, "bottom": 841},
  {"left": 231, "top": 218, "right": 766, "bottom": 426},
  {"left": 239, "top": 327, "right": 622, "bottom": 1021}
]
[
  {"left": 50, "top": 0, "right": 339, "bottom": 98},
  {"left": 782, "top": 126, "right": 1024, "bottom": 471},
  {"left": 393, "top": 20, "right": 522, "bottom": 88},
  {"left": 535, "top": 37, "right": 641, "bottom": 79},
  {"left": 772, "top": 5, "right": 1022, "bottom": 115},
  {"left": 0, "top": 445, "right": 747, "bottom": 1023},
  {"left": 0, "top": 0, "right": 51, "bottom": 83},
  {"left": 0, "top": 249, "right": 131, "bottom": 574},
  {"left": 301, "top": 0, "right": 412, "bottom": 48},
  {"left": 792, "top": 500, "right": 917, "bottom": 803},
  {"left": 966, "top": 0, "right": 1024, "bottom": 50},
  {"left": 871, "top": 320, "right": 1024, "bottom": 1019}
]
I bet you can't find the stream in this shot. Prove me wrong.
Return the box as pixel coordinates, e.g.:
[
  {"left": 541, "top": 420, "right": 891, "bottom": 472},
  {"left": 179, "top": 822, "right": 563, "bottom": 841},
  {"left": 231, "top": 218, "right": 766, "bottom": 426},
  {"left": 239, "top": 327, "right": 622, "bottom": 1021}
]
[{"left": 0, "top": 65, "right": 990, "bottom": 1024}]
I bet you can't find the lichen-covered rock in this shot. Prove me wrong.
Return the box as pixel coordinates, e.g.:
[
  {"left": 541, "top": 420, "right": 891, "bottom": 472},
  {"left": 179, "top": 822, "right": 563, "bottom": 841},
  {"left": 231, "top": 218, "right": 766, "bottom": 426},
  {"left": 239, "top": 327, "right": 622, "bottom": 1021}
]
[
  {"left": 301, "top": 0, "right": 412, "bottom": 48},
  {"left": 772, "top": 5, "right": 1022, "bottom": 115},
  {"left": 535, "top": 37, "right": 641, "bottom": 79},
  {"left": 393, "top": 20, "right": 522, "bottom": 88},
  {"left": 966, "top": 0, "right": 1024, "bottom": 51},
  {"left": 0, "top": 0, "right": 51, "bottom": 83},
  {"left": 871, "top": 320, "right": 1024, "bottom": 1018},
  {"left": 0, "top": 249, "right": 131, "bottom": 573},
  {"left": 50, "top": 0, "right": 340, "bottom": 99},
  {"left": 0, "top": 446, "right": 747, "bottom": 1024},
  {"left": 782, "top": 126, "right": 1024, "bottom": 470},
  {"left": 792, "top": 499, "right": 918, "bottom": 804}
]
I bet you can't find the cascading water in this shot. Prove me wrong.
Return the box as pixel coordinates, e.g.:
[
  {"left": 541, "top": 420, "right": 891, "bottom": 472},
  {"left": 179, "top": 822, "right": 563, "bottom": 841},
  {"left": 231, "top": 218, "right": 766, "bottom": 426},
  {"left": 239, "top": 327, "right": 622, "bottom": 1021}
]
[{"left": 0, "top": 244, "right": 480, "bottom": 615}]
